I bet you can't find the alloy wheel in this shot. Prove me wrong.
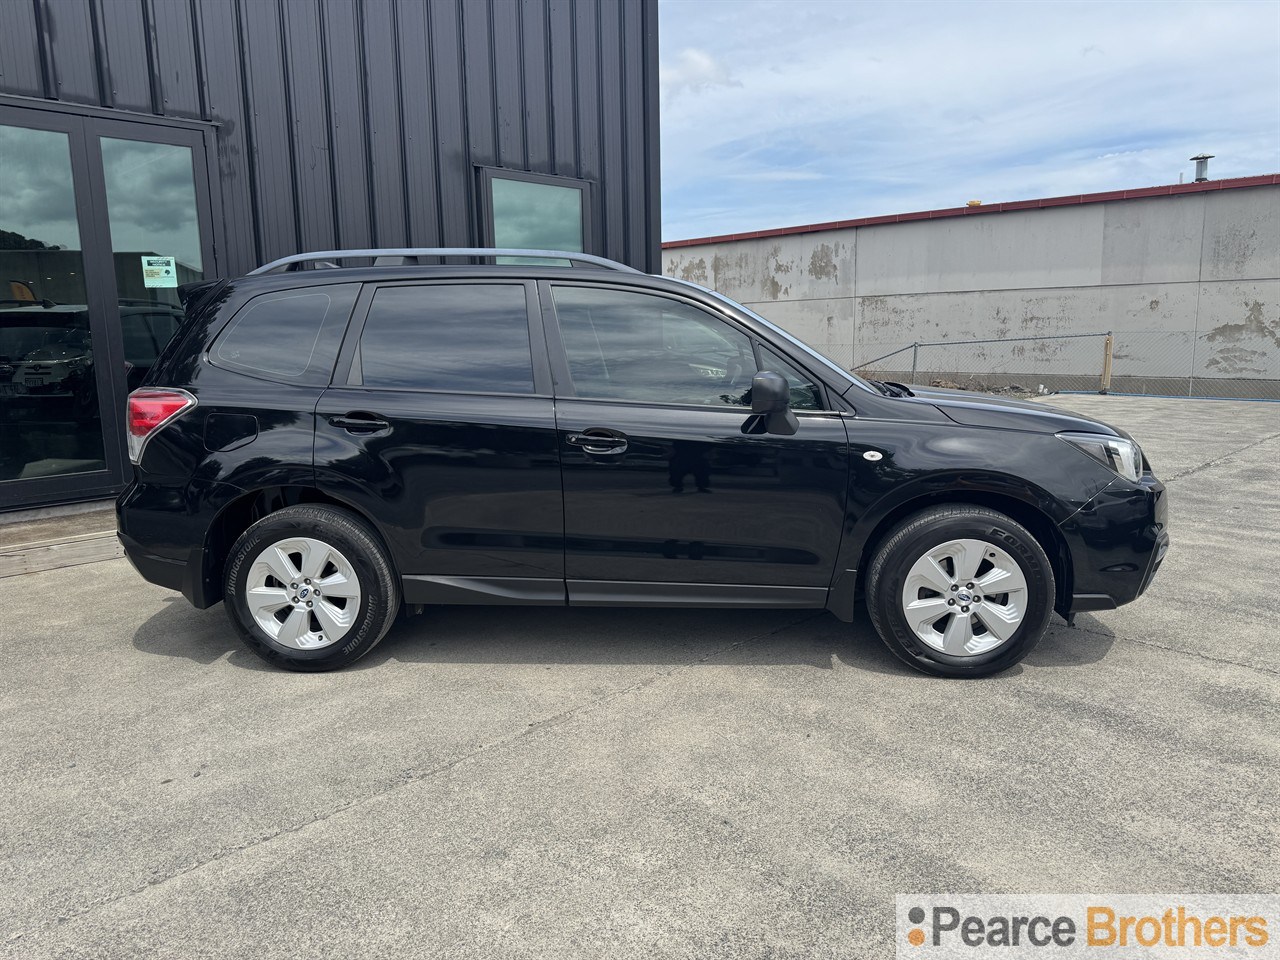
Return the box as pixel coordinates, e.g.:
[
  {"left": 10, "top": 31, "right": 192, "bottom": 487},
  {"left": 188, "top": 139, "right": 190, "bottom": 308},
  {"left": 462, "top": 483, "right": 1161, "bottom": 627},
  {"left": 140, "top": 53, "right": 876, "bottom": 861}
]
[
  {"left": 245, "top": 536, "right": 362, "bottom": 649},
  {"left": 899, "top": 538, "right": 1028, "bottom": 656}
]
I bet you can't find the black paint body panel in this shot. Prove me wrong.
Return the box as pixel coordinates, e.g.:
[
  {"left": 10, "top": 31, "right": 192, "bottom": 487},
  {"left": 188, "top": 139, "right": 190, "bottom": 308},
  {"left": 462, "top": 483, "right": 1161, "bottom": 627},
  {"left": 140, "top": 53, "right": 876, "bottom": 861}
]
[
  {"left": 313, "top": 390, "right": 565, "bottom": 580},
  {"left": 556, "top": 401, "right": 850, "bottom": 587}
]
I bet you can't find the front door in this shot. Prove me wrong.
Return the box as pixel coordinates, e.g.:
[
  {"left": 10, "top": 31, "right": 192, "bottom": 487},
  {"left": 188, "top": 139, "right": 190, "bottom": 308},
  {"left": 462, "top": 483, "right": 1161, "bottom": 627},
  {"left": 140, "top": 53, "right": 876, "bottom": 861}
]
[{"left": 543, "top": 283, "right": 850, "bottom": 606}]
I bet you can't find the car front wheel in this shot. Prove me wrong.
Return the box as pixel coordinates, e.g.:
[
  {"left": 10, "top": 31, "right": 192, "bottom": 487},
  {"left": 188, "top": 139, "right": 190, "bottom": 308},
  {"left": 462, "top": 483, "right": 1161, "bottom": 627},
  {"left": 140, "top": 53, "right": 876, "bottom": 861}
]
[
  {"left": 224, "top": 505, "right": 399, "bottom": 671},
  {"left": 865, "top": 505, "right": 1055, "bottom": 677}
]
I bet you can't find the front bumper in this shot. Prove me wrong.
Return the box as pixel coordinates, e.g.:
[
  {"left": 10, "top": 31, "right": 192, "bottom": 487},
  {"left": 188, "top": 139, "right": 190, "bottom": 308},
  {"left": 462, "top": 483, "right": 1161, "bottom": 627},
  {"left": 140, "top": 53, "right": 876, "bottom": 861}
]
[{"left": 1060, "top": 473, "right": 1168, "bottom": 613}]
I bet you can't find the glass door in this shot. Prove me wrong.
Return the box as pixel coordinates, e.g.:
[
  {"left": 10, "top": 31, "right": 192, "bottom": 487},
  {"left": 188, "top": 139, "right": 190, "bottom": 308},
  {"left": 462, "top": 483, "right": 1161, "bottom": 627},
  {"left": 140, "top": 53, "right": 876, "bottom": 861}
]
[
  {"left": 0, "top": 106, "right": 213, "bottom": 509},
  {"left": 86, "top": 120, "right": 214, "bottom": 394},
  {"left": 0, "top": 109, "right": 114, "bottom": 498}
]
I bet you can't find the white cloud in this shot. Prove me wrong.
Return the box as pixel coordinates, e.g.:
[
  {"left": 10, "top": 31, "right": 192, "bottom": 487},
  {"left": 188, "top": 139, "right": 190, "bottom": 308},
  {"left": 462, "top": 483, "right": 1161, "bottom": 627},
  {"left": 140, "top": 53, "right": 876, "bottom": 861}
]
[
  {"left": 659, "top": 0, "right": 1280, "bottom": 240},
  {"left": 660, "top": 47, "right": 742, "bottom": 103}
]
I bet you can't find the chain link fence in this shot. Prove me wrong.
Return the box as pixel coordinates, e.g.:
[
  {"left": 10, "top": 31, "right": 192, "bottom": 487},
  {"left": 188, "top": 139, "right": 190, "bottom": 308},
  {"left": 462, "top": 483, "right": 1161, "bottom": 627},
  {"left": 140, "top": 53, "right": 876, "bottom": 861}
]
[
  {"left": 807, "top": 342, "right": 855, "bottom": 371},
  {"left": 848, "top": 330, "right": 1280, "bottom": 400}
]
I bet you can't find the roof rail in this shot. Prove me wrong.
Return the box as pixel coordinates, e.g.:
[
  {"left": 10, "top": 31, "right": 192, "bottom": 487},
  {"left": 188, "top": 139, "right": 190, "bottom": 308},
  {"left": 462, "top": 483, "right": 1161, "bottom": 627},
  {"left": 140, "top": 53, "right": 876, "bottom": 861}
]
[{"left": 248, "top": 247, "right": 642, "bottom": 276}]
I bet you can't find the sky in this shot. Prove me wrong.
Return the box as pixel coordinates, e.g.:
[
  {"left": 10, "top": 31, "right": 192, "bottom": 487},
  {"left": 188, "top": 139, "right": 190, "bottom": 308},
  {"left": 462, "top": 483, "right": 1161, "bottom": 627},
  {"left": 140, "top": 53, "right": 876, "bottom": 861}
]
[
  {"left": 1, "top": 126, "right": 202, "bottom": 269},
  {"left": 659, "top": 0, "right": 1280, "bottom": 241}
]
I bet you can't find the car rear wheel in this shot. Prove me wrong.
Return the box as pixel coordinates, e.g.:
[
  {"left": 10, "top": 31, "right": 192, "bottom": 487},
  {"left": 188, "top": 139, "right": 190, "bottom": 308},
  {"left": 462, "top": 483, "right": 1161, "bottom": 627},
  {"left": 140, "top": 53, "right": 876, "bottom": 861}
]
[
  {"left": 865, "top": 505, "right": 1054, "bottom": 677},
  {"left": 224, "top": 505, "right": 399, "bottom": 671}
]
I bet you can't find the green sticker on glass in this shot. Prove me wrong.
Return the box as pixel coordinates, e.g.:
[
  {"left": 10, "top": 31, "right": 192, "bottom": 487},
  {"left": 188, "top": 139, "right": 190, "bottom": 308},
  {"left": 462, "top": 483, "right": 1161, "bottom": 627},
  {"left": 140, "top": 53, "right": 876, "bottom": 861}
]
[{"left": 141, "top": 256, "right": 178, "bottom": 288}]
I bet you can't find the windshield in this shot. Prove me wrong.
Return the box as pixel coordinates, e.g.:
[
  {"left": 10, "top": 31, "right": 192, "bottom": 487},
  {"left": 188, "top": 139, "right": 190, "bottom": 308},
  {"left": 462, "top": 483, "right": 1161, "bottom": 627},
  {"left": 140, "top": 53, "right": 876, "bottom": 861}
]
[{"left": 663, "top": 278, "right": 878, "bottom": 395}]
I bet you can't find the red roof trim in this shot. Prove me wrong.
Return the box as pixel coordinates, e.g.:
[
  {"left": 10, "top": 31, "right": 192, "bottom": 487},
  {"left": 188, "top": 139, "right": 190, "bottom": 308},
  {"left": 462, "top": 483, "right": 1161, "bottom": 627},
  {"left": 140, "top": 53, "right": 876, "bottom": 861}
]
[{"left": 661, "top": 174, "right": 1280, "bottom": 249}]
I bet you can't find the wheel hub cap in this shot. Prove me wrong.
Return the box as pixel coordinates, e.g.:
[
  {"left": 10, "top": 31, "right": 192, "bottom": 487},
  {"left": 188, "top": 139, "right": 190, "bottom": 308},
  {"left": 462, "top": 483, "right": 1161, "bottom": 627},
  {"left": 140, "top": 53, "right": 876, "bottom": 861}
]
[{"left": 900, "top": 538, "right": 1028, "bottom": 657}]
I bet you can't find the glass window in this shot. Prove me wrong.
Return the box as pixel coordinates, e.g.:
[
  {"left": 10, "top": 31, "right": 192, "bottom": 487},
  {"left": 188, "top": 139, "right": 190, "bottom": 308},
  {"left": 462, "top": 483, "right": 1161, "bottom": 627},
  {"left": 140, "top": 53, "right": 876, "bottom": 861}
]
[
  {"left": 758, "top": 344, "right": 824, "bottom": 410},
  {"left": 0, "top": 123, "right": 105, "bottom": 482},
  {"left": 552, "top": 286, "right": 758, "bottom": 406},
  {"left": 212, "top": 284, "right": 358, "bottom": 385},
  {"left": 490, "top": 176, "right": 584, "bottom": 253},
  {"left": 357, "top": 284, "right": 534, "bottom": 394},
  {"left": 100, "top": 138, "right": 206, "bottom": 390},
  {"left": 100, "top": 139, "right": 204, "bottom": 311},
  {"left": 119, "top": 307, "right": 185, "bottom": 390}
]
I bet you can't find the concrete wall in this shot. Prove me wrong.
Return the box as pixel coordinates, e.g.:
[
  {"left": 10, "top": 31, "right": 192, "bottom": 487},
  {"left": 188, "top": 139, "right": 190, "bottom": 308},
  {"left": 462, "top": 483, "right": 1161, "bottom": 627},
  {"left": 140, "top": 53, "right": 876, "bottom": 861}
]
[{"left": 663, "top": 185, "right": 1280, "bottom": 395}]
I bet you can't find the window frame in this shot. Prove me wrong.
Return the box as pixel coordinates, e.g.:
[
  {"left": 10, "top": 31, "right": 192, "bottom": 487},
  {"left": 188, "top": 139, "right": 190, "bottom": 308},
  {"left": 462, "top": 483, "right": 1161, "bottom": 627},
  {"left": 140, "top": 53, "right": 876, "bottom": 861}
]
[
  {"left": 332, "top": 279, "right": 552, "bottom": 398},
  {"left": 754, "top": 340, "right": 827, "bottom": 413},
  {"left": 477, "top": 166, "right": 596, "bottom": 255},
  {"left": 539, "top": 281, "right": 836, "bottom": 413}
]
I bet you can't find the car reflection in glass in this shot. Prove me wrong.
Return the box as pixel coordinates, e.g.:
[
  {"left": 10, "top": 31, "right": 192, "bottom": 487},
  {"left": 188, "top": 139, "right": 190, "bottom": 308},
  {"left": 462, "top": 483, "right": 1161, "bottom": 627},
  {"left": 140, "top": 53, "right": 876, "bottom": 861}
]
[
  {"left": 0, "top": 305, "right": 94, "bottom": 409},
  {"left": 0, "top": 299, "right": 184, "bottom": 405}
]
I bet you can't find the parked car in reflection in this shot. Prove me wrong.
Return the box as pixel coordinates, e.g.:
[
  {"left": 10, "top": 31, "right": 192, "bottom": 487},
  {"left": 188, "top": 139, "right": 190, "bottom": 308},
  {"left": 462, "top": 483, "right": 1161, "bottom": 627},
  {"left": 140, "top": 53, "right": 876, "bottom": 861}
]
[
  {"left": 0, "top": 305, "right": 93, "bottom": 403},
  {"left": 0, "top": 300, "right": 184, "bottom": 403},
  {"left": 11, "top": 325, "right": 93, "bottom": 396}
]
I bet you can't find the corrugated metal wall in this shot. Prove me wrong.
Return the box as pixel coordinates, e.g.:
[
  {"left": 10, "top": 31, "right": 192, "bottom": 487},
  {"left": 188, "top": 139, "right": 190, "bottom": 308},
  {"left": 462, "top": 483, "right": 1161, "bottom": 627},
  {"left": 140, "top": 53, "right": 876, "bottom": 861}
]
[{"left": 0, "top": 0, "right": 661, "bottom": 274}]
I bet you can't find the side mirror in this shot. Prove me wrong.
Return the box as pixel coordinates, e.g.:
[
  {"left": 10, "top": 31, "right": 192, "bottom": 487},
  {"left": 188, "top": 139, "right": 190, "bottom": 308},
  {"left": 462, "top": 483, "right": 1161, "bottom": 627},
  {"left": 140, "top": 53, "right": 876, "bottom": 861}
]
[
  {"left": 750, "top": 371, "right": 789, "bottom": 413},
  {"left": 746, "top": 371, "right": 798, "bottom": 436}
]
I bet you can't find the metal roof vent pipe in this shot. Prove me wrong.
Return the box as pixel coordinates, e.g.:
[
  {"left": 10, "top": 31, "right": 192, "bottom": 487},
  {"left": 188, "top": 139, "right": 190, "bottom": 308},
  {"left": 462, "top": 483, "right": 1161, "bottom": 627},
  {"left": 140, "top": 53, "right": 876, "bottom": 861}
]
[{"left": 1190, "top": 153, "right": 1214, "bottom": 182}]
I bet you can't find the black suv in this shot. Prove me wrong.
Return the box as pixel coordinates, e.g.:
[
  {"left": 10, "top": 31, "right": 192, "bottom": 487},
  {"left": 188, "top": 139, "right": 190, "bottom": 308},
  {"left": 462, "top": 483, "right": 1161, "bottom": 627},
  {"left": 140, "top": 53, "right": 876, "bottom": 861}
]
[{"left": 117, "top": 248, "right": 1168, "bottom": 676}]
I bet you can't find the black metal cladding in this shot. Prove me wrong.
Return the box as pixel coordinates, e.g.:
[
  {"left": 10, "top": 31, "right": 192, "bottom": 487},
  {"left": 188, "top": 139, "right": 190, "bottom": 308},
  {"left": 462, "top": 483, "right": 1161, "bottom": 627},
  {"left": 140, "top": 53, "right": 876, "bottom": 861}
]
[{"left": 0, "top": 0, "right": 662, "bottom": 275}]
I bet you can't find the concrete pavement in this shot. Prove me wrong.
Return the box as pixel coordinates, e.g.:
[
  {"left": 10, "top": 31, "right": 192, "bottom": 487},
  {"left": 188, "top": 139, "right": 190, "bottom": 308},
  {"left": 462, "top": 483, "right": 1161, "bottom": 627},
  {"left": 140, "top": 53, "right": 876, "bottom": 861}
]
[{"left": 1, "top": 395, "right": 1277, "bottom": 959}]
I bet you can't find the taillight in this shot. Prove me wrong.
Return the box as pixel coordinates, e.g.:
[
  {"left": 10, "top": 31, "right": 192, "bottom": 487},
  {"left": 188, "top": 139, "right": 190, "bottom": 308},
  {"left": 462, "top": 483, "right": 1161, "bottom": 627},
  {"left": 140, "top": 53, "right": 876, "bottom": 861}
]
[{"left": 127, "top": 388, "right": 196, "bottom": 464}]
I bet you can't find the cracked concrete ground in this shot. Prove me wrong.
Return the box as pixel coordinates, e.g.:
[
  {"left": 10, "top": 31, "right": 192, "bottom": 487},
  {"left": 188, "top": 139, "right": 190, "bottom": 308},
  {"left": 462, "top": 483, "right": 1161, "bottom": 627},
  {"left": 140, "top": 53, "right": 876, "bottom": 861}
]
[{"left": 1, "top": 395, "right": 1277, "bottom": 959}]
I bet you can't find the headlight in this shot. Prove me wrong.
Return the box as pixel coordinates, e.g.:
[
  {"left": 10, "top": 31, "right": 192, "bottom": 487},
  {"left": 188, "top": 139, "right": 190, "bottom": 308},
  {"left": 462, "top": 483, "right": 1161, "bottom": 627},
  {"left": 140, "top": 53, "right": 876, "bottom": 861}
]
[{"left": 1058, "top": 432, "right": 1143, "bottom": 482}]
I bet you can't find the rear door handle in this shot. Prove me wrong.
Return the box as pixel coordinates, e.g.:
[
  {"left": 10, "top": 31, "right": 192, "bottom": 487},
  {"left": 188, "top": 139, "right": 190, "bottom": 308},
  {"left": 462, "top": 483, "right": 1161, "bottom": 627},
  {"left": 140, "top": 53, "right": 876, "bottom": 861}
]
[
  {"left": 328, "top": 413, "right": 390, "bottom": 432},
  {"left": 566, "top": 431, "right": 628, "bottom": 455}
]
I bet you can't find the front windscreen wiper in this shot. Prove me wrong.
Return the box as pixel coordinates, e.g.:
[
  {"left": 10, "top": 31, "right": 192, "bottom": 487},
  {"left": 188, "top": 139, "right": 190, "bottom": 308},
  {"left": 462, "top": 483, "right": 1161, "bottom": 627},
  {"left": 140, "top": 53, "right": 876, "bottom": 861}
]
[{"left": 864, "top": 379, "right": 915, "bottom": 398}]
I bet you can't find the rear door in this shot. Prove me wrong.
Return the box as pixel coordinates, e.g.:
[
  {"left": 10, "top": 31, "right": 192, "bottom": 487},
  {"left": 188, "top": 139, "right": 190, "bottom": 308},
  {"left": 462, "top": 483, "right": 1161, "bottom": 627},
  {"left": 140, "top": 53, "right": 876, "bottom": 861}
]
[
  {"left": 314, "top": 280, "right": 564, "bottom": 603},
  {"left": 542, "top": 282, "right": 850, "bottom": 607}
]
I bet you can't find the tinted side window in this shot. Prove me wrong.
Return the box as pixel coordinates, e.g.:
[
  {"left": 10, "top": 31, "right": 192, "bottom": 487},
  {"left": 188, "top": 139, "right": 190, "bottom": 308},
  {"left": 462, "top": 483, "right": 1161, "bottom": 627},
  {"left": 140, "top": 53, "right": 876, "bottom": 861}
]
[
  {"left": 758, "top": 344, "right": 824, "bottom": 410},
  {"left": 552, "top": 286, "right": 758, "bottom": 406},
  {"left": 357, "top": 284, "right": 533, "bottom": 393},
  {"left": 212, "top": 283, "right": 359, "bottom": 385}
]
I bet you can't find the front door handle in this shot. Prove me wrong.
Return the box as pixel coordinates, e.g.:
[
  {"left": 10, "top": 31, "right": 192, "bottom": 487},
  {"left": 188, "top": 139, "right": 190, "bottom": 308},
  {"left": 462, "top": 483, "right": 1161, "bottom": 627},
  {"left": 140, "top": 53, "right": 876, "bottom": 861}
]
[
  {"left": 328, "top": 413, "right": 390, "bottom": 432},
  {"left": 566, "top": 430, "right": 628, "bottom": 455}
]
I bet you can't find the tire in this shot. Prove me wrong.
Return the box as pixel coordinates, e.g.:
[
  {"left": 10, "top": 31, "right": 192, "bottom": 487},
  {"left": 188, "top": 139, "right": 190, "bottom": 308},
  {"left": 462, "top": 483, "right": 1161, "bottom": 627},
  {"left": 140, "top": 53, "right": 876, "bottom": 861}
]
[
  {"left": 865, "top": 505, "right": 1054, "bottom": 678},
  {"left": 224, "top": 505, "right": 400, "bottom": 671}
]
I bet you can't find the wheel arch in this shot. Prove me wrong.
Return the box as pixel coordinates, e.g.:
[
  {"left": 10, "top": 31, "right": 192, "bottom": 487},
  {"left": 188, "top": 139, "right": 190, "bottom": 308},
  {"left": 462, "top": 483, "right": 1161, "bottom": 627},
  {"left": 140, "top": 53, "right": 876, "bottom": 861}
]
[
  {"left": 194, "top": 485, "right": 397, "bottom": 608},
  {"left": 849, "top": 489, "right": 1073, "bottom": 617}
]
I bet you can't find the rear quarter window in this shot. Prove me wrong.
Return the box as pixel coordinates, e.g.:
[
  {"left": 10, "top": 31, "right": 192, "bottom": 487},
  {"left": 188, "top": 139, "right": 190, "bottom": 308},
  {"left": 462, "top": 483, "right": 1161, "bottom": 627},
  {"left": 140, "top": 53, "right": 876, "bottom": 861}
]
[{"left": 210, "top": 283, "right": 360, "bottom": 385}]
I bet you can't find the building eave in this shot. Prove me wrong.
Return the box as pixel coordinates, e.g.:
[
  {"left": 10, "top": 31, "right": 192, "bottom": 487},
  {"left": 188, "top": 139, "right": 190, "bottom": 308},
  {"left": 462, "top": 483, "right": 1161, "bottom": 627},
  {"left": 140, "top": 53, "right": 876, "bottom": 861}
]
[{"left": 661, "top": 174, "right": 1280, "bottom": 250}]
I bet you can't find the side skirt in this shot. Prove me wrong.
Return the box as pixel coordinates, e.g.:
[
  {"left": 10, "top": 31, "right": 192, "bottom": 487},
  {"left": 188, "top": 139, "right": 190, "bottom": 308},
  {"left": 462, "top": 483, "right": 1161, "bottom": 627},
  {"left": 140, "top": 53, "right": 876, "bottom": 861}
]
[
  {"left": 400, "top": 576, "right": 833, "bottom": 611},
  {"left": 402, "top": 576, "right": 566, "bottom": 605},
  {"left": 568, "top": 580, "right": 828, "bottom": 609}
]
